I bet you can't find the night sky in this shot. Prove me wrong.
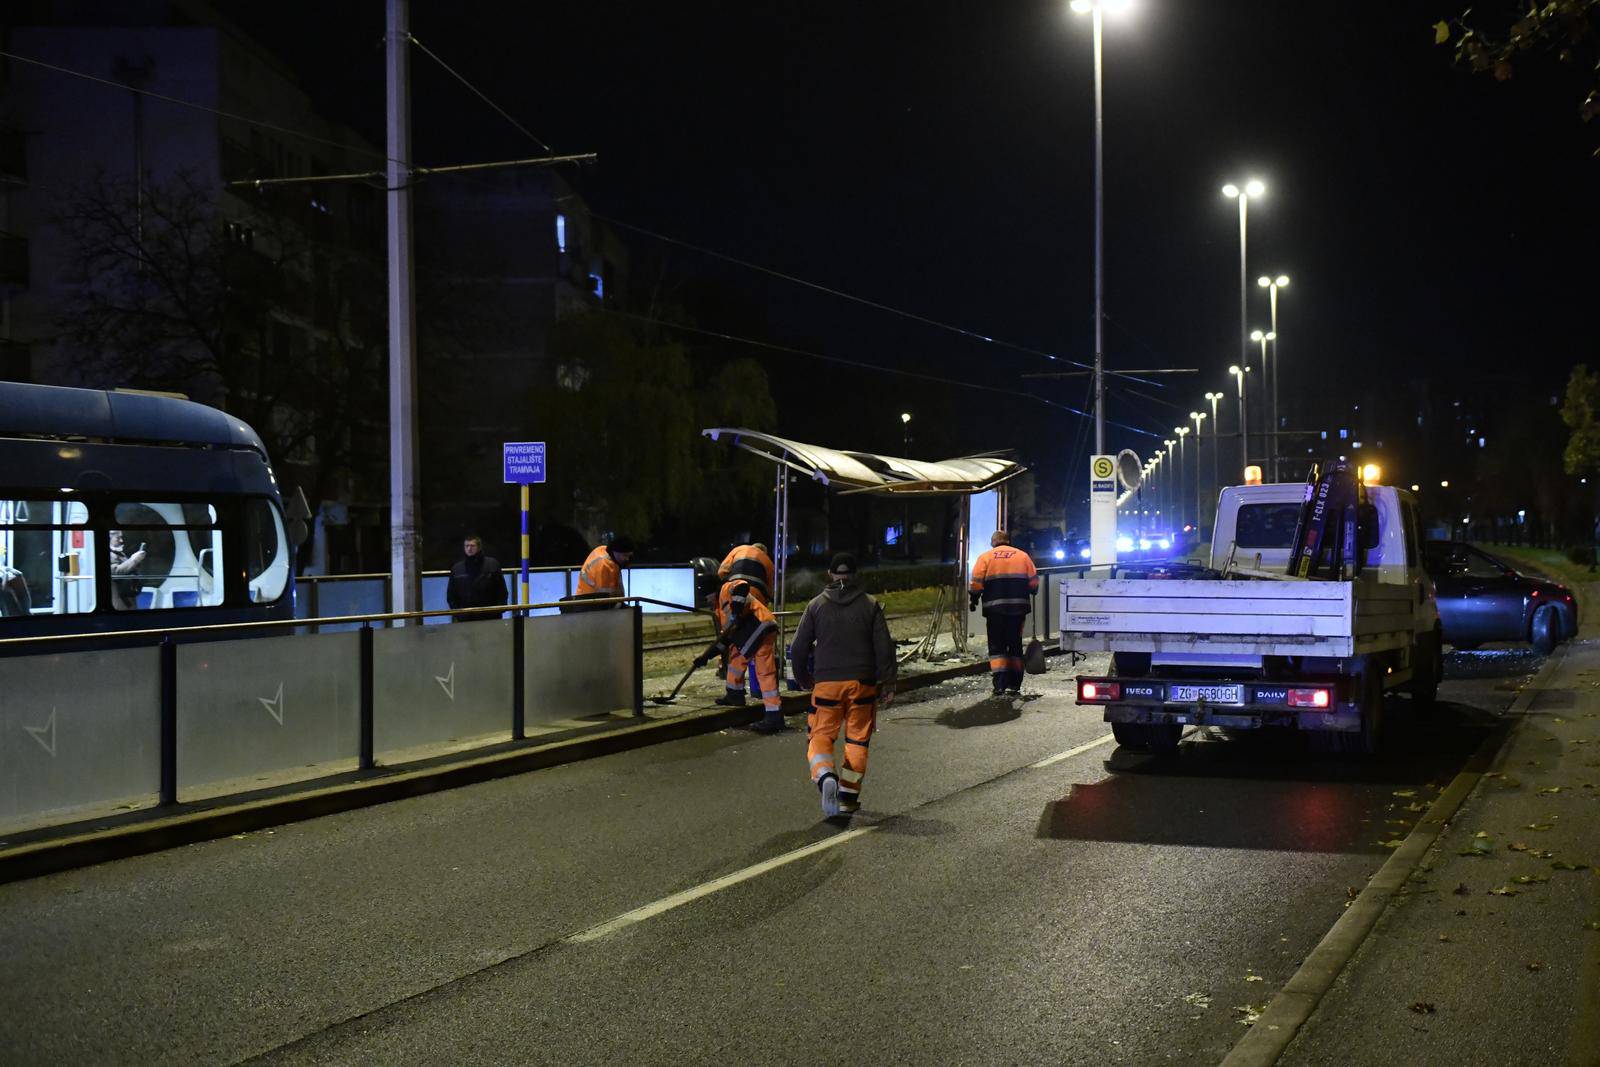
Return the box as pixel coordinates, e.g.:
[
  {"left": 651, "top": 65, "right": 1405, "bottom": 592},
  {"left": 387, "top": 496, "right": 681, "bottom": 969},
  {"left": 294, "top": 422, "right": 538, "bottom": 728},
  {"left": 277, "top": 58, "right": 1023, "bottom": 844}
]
[{"left": 232, "top": 1, "right": 1599, "bottom": 469}]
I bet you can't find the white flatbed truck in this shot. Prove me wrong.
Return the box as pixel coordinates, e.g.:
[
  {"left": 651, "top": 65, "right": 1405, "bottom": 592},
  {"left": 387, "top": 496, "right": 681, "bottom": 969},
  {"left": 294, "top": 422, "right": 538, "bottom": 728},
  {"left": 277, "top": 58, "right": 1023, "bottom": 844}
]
[{"left": 1061, "top": 482, "right": 1441, "bottom": 755}]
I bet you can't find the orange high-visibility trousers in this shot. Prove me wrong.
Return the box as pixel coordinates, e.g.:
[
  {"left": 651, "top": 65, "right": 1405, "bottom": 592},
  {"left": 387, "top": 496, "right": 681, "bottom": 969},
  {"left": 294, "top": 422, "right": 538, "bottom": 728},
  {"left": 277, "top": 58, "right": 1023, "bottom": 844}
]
[
  {"left": 808, "top": 680, "right": 877, "bottom": 801},
  {"left": 726, "top": 634, "right": 782, "bottom": 713}
]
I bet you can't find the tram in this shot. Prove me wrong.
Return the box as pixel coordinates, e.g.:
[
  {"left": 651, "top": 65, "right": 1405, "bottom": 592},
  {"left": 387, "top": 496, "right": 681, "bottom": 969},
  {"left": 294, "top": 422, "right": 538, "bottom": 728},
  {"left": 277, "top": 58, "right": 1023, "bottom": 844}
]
[{"left": 0, "top": 382, "right": 298, "bottom": 642}]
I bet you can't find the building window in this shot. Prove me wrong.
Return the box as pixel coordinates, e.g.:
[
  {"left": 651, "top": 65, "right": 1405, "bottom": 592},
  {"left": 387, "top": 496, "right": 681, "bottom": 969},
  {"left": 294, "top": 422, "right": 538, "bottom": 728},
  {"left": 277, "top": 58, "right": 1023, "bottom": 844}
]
[{"left": 555, "top": 214, "right": 567, "bottom": 252}]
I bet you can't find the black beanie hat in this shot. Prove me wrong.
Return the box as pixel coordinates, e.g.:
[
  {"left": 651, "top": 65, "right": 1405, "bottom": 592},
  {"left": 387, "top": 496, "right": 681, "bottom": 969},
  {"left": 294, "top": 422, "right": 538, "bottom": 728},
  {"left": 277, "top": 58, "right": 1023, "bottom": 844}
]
[{"left": 828, "top": 552, "right": 858, "bottom": 577}]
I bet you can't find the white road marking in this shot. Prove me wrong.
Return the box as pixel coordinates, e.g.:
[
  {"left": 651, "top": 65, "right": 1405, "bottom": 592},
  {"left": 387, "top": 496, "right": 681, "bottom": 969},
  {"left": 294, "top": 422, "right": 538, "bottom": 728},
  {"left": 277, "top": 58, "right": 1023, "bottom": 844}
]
[
  {"left": 1029, "top": 732, "right": 1116, "bottom": 768},
  {"left": 563, "top": 826, "right": 877, "bottom": 944},
  {"left": 436, "top": 662, "right": 456, "bottom": 701},
  {"left": 564, "top": 732, "right": 1117, "bottom": 946}
]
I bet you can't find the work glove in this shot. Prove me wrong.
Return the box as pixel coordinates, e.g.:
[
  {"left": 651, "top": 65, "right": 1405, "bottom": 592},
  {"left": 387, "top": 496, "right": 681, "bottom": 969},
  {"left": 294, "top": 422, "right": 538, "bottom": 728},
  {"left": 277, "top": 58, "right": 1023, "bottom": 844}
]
[
  {"left": 692, "top": 643, "right": 720, "bottom": 669},
  {"left": 969, "top": 592, "right": 981, "bottom": 612}
]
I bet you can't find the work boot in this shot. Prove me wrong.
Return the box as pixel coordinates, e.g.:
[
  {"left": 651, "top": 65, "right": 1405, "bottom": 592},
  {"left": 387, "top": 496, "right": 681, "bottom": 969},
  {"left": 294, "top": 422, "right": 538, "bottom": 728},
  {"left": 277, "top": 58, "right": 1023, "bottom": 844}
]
[
  {"left": 838, "top": 792, "right": 861, "bottom": 814},
  {"left": 715, "top": 690, "right": 748, "bottom": 708},
  {"left": 818, "top": 773, "right": 840, "bottom": 818},
  {"left": 748, "top": 711, "right": 787, "bottom": 734}
]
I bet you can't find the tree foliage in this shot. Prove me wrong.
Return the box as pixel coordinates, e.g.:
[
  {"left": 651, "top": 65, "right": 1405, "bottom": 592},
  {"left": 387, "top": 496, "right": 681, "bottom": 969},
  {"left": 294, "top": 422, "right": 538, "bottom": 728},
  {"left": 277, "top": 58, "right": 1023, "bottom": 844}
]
[
  {"left": 51, "top": 170, "right": 384, "bottom": 504},
  {"left": 1561, "top": 363, "right": 1600, "bottom": 474},
  {"left": 1435, "top": 1, "right": 1600, "bottom": 150}
]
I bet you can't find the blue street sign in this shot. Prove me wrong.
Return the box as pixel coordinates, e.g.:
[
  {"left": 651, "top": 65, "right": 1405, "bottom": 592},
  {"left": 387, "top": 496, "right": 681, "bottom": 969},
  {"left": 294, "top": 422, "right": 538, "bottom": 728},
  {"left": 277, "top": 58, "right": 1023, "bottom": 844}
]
[{"left": 503, "top": 441, "right": 547, "bottom": 484}]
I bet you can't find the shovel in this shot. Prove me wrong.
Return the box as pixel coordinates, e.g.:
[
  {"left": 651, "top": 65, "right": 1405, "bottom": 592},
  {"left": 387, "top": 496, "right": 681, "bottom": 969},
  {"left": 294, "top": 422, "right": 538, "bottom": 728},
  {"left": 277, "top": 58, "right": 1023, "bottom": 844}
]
[{"left": 649, "top": 659, "right": 708, "bottom": 705}]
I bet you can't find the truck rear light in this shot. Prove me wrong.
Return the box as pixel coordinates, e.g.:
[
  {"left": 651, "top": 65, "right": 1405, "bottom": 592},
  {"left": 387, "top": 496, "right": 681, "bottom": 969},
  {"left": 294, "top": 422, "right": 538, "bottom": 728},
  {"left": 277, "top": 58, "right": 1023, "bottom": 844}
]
[
  {"left": 1287, "top": 687, "right": 1331, "bottom": 709},
  {"left": 1080, "top": 680, "right": 1120, "bottom": 702}
]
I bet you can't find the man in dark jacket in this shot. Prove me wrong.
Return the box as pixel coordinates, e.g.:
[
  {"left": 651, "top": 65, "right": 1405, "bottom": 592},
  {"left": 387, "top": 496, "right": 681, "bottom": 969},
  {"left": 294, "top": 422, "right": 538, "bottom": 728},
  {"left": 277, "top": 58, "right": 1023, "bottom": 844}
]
[
  {"left": 446, "top": 535, "right": 508, "bottom": 617},
  {"left": 789, "top": 552, "right": 897, "bottom": 819}
]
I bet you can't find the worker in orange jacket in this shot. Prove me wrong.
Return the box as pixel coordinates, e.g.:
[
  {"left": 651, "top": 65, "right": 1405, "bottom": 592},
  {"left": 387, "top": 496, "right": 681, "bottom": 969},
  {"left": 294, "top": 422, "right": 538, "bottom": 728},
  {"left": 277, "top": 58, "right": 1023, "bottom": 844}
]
[
  {"left": 696, "top": 579, "right": 785, "bottom": 733},
  {"left": 575, "top": 536, "right": 634, "bottom": 600},
  {"left": 970, "top": 530, "right": 1038, "bottom": 696},
  {"left": 717, "top": 542, "right": 775, "bottom": 604}
]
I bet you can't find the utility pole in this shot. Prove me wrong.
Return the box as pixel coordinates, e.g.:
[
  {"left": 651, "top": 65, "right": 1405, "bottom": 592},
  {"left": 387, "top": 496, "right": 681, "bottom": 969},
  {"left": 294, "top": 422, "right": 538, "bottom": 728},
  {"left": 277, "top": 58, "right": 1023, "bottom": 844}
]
[
  {"left": 1090, "top": 3, "right": 1105, "bottom": 455},
  {"left": 387, "top": 0, "right": 421, "bottom": 616}
]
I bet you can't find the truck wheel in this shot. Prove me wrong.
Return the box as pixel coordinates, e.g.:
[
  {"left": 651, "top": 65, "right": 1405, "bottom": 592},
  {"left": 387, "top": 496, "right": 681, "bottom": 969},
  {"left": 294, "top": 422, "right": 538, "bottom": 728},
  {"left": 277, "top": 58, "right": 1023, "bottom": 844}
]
[
  {"left": 1531, "top": 605, "right": 1559, "bottom": 656},
  {"left": 1145, "top": 723, "right": 1182, "bottom": 753},
  {"left": 1112, "top": 722, "right": 1150, "bottom": 750},
  {"left": 1348, "top": 669, "right": 1385, "bottom": 757},
  {"left": 1410, "top": 630, "right": 1440, "bottom": 715}
]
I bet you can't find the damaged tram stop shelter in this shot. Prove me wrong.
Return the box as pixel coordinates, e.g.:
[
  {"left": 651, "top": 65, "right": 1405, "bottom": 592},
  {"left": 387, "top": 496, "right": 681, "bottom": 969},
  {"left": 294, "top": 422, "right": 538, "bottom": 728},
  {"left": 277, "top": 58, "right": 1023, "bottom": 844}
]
[{"left": 701, "top": 428, "right": 1026, "bottom": 659}]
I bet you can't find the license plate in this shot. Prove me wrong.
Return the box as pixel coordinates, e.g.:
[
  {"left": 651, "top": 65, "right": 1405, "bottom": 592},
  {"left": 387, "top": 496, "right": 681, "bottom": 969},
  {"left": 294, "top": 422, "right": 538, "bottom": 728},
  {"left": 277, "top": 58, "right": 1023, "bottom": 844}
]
[{"left": 1168, "top": 683, "right": 1243, "bottom": 705}]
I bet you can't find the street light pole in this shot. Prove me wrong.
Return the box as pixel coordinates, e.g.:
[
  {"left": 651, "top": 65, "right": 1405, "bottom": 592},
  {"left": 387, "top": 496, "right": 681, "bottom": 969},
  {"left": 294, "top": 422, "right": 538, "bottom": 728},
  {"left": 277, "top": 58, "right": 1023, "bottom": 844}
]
[
  {"left": 1189, "top": 411, "right": 1206, "bottom": 532},
  {"left": 1069, "top": 0, "right": 1113, "bottom": 454},
  {"left": 1229, "top": 365, "right": 1249, "bottom": 480},
  {"left": 1223, "top": 179, "right": 1264, "bottom": 462},
  {"left": 1257, "top": 274, "right": 1289, "bottom": 480},
  {"left": 1250, "top": 329, "right": 1275, "bottom": 478},
  {"left": 1174, "top": 426, "right": 1190, "bottom": 529},
  {"left": 386, "top": 0, "right": 421, "bottom": 616},
  {"left": 1205, "top": 391, "right": 1223, "bottom": 502},
  {"left": 900, "top": 411, "right": 912, "bottom": 558}
]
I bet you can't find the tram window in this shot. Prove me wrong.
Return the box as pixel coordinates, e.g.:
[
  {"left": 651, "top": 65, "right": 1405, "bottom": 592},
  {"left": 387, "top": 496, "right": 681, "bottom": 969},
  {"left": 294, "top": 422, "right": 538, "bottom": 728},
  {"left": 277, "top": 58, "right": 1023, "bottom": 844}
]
[
  {"left": 244, "top": 498, "right": 290, "bottom": 603},
  {"left": 1, "top": 498, "right": 96, "bottom": 617},
  {"left": 110, "top": 501, "right": 225, "bottom": 611}
]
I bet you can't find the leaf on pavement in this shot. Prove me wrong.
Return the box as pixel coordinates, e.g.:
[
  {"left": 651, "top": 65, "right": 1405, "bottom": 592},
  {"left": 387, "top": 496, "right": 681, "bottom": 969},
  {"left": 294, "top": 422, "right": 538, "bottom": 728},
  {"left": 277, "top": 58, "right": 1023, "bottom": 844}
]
[
  {"left": 1434, "top": 20, "right": 1450, "bottom": 45},
  {"left": 1244, "top": 973, "right": 1264, "bottom": 983},
  {"left": 1381, "top": 839, "right": 1406, "bottom": 849},
  {"left": 1527, "top": 961, "right": 1544, "bottom": 972},
  {"left": 1511, "top": 874, "right": 1550, "bottom": 885},
  {"left": 1346, "top": 886, "right": 1361, "bottom": 900},
  {"left": 1489, "top": 885, "right": 1521, "bottom": 896},
  {"left": 1437, "top": 933, "right": 1452, "bottom": 942},
  {"left": 1233, "top": 1004, "right": 1266, "bottom": 1026},
  {"left": 1393, "top": 789, "right": 1417, "bottom": 797},
  {"left": 1459, "top": 836, "right": 1494, "bottom": 856},
  {"left": 1552, "top": 860, "right": 1589, "bottom": 871},
  {"left": 1508, "top": 842, "right": 1530, "bottom": 851},
  {"left": 1531, "top": 850, "right": 1556, "bottom": 859},
  {"left": 1184, "top": 992, "right": 1211, "bottom": 1008},
  {"left": 1526, "top": 823, "right": 1556, "bottom": 831},
  {"left": 1406, "top": 802, "right": 1428, "bottom": 812},
  {"left": 1538, "top": 786, "right": 1564, "bottom": 795},
  {"left": 1411, "top": 1000, "right": 1438, "bottom": 1014}
]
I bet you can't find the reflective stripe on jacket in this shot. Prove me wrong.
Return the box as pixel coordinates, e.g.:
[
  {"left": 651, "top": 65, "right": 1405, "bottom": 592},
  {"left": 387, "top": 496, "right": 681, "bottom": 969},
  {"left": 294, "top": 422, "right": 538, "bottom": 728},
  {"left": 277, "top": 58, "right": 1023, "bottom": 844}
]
[
  {"left": 717, "top": 545, "right": 775, "bottom": 601},
  {"left": 970, "top": 546, "right": 1038, "bottom": 615},
  {"left": 716, "top": 579, "right": 779, "bottom": 658},
  {"left": 576, "top": 545, "right": 623, "bottom": 597}
]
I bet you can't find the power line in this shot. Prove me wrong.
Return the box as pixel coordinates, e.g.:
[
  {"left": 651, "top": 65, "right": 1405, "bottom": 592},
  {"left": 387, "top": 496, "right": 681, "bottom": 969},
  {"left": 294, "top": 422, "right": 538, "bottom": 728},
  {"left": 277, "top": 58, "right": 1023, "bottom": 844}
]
[
  {"left": 224, "top": 152, "right": 596, "bottom": 189},
  {"left": 0, "top": 48, "right": 399, "bottom": 168},
  {"left": 601, "top": 308, "right": 1161, "bottom": 439},
  {"left": 585, "top": 210, "right": 1167, "bottom": 386},
  {"left": 407, "top": 34, "right": 552, "bottom": 153}
]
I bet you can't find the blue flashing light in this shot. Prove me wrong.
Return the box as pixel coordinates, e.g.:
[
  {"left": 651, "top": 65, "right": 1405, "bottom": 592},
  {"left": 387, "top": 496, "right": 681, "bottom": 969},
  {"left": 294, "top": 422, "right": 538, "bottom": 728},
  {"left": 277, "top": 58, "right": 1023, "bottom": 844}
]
[
  {"left": 1116, "top": 536, "right": 1134, "bottom": 553},
  {"left": 1079, "top": 547, "right": 1093, "bottom": 559},
  {"left": 556, "top": 213, "right": 567, "bottom": 252}
]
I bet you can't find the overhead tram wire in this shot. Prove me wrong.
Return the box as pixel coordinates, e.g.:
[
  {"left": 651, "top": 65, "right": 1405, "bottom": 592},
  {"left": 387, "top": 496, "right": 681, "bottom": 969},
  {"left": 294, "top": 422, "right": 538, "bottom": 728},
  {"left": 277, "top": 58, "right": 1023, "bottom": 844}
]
[
  {"left": 0, "top": 48, "right": 400, "bottom": 170},
  {"left": 602, "top": 308, "right": 1161, "bottom": 439},
  {"left": 406, "top": 34, "right": 552, "bottom": 153},
  {"left": 582, "top": 210, "right": 1167, "bottom": 388}
]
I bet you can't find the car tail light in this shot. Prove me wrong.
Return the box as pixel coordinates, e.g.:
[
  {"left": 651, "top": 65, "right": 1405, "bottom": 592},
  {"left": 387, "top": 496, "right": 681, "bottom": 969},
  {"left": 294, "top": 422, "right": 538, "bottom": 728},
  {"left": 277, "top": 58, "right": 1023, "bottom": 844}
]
[
  {"left": 1287, "top": 687, "right": 1331, "bottom": 709},
  {"left": 1079, "top": 680, "right": 1120, "bottom": 702}
]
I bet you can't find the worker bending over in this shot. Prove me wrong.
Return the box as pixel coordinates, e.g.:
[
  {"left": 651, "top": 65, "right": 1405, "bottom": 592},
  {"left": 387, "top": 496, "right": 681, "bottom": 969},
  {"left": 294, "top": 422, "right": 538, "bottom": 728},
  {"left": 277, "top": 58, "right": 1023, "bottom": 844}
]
[
  {"left": 789, "top": 553, "right": 896, "bottom": 819},
  {"left": 969, "top": 530, "right": 1038, "bottom": 696},
  {"left": 717, "top": 542, "right": 775, "bottom": 604},
  {"left": 696, "top": 580, "right": 785, "bottom": 734},
  {"left": 576, "top": 535, "right": 634, "bottom": 601}
]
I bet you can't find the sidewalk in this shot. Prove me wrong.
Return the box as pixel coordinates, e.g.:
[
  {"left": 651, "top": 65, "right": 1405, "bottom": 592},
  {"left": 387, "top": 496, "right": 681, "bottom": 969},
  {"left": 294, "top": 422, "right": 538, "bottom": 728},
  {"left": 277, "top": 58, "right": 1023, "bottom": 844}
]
[{"left": 1276, "top": 595, "right": 1600, "bottom": 1065}]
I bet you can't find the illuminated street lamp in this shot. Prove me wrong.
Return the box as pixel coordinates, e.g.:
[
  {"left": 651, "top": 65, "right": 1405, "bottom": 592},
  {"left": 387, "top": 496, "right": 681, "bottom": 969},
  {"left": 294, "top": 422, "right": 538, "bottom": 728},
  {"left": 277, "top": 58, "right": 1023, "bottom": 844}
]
[
  {"left": 1257, "top": 273, "right": 1289, "bottom": 478},
  {"left": 1229, "top": 365, "right": 1250, "bottom": 479},
  {"left": 1204, "top": 391, "right": 1224, "bottom": 517},
  {"left": 1068, "top": 0, "right": 1134, "bottom": 453},
  {"left": 1162, "top": 439, "right": 1176, "bottom": 525},
  {"left": 1222, "top": 178, "right": 1266, "bottom": 389},
  {"left": 1190, "top": 410, "right": 1207, "bottom": 529}
]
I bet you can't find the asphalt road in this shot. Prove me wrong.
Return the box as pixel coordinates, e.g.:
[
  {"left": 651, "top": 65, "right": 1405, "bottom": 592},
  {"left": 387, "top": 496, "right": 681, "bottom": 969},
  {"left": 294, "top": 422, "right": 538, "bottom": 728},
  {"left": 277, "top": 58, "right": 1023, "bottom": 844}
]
[{"left": 0, "top": 648, "right": 1539, "bottom": 1065}]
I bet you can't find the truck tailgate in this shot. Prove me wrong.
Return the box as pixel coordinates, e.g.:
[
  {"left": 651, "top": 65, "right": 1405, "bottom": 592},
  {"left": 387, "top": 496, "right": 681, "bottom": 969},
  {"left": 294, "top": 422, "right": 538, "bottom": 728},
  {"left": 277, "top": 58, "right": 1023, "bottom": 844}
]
[{"left": 1058, "top": 578, "right": 1413, "bottom": 658}]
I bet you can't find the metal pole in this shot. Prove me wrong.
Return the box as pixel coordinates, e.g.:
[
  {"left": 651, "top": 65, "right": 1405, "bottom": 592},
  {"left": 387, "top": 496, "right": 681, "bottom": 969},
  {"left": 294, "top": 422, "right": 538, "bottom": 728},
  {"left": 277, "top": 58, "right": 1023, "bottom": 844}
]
[
  {"left": 519, "top": 484, "right": 530, "bottom": 604},
  {"left": 1091, "top": 5, "right": 1105, "bottom": 455},
  {"left": 1237, "top": 195, "right": 1249, "bottom": 467},
  {"left": 1238, "top": 373, "right": 1248, "bottom": 478},
  {"left": 386, "top": 0, "right": 422, "bottom": 618},
  {"left": 1269, "top": 284, "right": 1280, "bottom": 481},
  {"left": 1209, "top": 394, "right": 1221, "bottom": 514}
]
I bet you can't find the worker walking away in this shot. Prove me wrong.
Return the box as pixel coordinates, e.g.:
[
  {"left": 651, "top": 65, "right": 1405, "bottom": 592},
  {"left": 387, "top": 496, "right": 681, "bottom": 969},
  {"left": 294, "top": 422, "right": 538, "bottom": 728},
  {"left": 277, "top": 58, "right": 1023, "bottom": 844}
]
[
  {"left": 789, "top": 553, "right": 896, "bottom": 819},
  {"left": 574, "top": 535, "right": 634, "bottom": 603},
  {"left": 694, "top": 580, "right": 785, "bottom": 733},
  {"left": 717, "top": 542, "right": 775, "bottom": 604},
  {"left": 970, "top": 530, "right": 1038, "bottom": 696}
]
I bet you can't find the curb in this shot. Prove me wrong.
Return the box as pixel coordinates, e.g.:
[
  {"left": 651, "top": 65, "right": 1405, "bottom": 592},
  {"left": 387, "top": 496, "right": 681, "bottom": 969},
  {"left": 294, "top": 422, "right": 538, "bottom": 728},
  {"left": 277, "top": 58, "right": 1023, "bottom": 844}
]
[
  {"left": 1220, "top": 644, "right": 1570, "bottom": 1067},
  {"left": 0, "top": 656, "right": 989, "bottom": 886}
]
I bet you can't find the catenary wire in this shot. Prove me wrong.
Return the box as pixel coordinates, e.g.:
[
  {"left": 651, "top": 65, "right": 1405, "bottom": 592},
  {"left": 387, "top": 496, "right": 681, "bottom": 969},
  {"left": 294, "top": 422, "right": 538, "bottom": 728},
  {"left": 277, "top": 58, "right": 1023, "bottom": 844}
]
[
  {"left": 601, "top": 308, "right": 1161, "bottom": 438},
  {"left": 406, "top": 34, "right": 552, "bottom": 153}
]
